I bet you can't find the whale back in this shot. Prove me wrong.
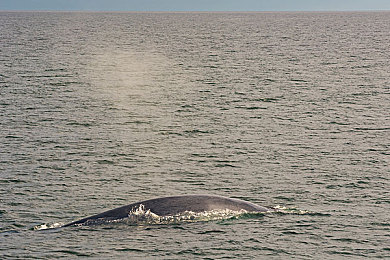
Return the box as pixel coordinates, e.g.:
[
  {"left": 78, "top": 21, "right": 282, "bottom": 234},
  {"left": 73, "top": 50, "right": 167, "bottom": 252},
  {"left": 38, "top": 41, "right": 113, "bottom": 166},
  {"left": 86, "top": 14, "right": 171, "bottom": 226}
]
[
  {"left": 143, "top": 195, "right": 269, "bottom": 215},
  {"left": 64, "top": 195, "right": 269, "bottom": 227}
]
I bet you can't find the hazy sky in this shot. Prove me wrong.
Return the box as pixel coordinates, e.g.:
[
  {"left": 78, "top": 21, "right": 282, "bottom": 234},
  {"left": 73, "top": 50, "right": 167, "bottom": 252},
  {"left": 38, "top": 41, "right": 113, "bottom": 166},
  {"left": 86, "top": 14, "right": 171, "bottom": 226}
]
[{"left": 1, "top": 0, "right": 390, "bottom": 11}]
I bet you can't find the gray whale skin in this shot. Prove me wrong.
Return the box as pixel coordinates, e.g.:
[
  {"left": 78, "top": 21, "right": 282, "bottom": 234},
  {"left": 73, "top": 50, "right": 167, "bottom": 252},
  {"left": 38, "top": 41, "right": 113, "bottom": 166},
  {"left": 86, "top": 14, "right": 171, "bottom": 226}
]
[{"left": 64, "top": 194, "right": 270, "bottom": 227}]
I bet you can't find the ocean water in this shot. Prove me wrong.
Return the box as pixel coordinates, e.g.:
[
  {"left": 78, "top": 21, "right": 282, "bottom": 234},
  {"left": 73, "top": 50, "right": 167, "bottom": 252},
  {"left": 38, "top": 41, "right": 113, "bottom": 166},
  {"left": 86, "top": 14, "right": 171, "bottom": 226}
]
[{"left": 0, "top": 11, "right": 389, "bottom": 259}]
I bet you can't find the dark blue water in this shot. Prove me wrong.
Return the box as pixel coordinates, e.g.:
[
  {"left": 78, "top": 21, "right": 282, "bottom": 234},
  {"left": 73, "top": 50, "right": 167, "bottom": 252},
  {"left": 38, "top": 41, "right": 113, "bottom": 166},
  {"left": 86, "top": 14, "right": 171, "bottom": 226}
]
[{"left": 0, "top": 11, "right": 389, "bottom": 259}]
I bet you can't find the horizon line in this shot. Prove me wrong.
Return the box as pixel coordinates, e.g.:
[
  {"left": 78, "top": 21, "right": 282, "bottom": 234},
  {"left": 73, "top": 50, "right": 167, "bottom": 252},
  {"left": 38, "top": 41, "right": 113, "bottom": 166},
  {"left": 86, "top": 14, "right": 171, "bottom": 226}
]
[{"left": 1, "top": 9, "right": 390, "bottom": 13}]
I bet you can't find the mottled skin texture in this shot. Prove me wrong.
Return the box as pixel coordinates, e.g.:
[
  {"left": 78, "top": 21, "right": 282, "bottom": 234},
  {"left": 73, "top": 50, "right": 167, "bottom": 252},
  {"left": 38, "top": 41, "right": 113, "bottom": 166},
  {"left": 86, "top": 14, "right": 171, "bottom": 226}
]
[{"left": 64, "top": 195, "right": 270, "bottom": 227}]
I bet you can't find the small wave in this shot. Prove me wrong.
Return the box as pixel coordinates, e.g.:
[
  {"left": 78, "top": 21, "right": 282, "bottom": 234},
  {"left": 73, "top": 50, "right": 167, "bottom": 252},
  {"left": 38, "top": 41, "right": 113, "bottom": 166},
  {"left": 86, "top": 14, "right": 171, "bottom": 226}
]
[
  {"left": 272, "top": 205, "right": 329, "bottom": 216},
  {"left": 34, "top": 222, "right": 64, "bottom": 231}
]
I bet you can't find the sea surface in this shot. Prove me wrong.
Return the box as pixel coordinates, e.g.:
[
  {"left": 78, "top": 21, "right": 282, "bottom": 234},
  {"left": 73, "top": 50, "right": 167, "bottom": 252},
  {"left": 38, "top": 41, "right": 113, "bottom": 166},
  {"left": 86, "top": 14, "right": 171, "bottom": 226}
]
[{"left": 0, "top": 11, "right": 389, "bottom": 259}]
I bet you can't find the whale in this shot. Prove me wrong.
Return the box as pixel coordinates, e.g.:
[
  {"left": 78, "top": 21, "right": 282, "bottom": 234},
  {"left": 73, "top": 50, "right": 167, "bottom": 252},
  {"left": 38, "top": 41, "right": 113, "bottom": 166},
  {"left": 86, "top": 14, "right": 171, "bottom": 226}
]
[{"left": 64, "top": 194, "right": 270, "bottom": 227}]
